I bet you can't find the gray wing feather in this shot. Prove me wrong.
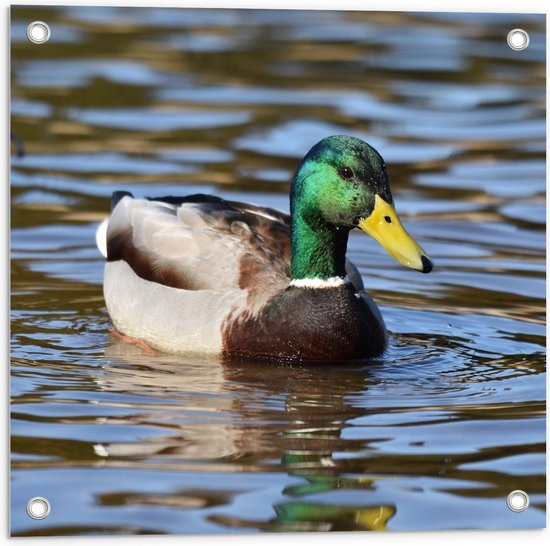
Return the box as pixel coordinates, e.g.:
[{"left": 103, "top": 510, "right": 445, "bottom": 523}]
[{"left": 107, "top": 196, "right": 290, "bottom": 296}]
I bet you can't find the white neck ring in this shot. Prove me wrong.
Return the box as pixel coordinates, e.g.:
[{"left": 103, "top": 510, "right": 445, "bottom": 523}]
[{"left": 289, "top": 276, "right": 345, "bottom": 289}]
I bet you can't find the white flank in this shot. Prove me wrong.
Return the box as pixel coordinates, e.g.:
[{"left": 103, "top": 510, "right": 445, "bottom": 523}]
[
  {"left": 289, "top": 276, "right": 345, "bottom": 289},
  {"left": 95, "top": 218, "right": 109, "bottom": 258},
  {"left": 104, "top": 260, "right": 245, "bottom": 354}
]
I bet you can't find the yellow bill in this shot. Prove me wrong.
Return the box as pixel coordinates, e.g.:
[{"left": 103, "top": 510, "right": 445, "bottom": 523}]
[{"left": 358, "top": 195, "right": 433, "bottom": 273}]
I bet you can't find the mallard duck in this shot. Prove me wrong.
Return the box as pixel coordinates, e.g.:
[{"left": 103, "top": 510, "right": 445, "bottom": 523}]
[{"left": 99, "top": 135, "right": 432, "bottom": 362}]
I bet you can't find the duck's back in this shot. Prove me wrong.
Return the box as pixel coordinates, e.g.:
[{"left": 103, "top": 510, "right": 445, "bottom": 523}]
[{"left": 104, "top": 193, "right": 291, "bottom": 354}]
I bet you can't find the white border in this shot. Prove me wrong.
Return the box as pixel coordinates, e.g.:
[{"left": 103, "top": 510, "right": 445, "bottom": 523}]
[
  {"left": 2, "top": 1, "right": 548, "bottom": 545},
  {"left": 5, "top": 0, "right": 550, "bottom": 12}
]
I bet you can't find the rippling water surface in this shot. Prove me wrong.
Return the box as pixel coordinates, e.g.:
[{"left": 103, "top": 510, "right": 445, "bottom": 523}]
[{"left": 10, "top": 6, "right": 545, "bottom": 535}]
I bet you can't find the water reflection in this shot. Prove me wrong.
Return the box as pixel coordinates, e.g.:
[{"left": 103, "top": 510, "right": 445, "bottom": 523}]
[
  {"left": 98, "top": 340, "right": 376, "bottom": 465},
  {"left": 96, "top": 342, "right": 397, "bottom": 531},
  {"left": 64, "top": 334, "right": 541, "bottom": 532}
]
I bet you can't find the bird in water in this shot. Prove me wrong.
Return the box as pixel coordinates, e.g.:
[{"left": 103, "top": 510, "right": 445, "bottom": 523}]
[{"left": 98, "top": 135, "right": 433, "bottom": 362}]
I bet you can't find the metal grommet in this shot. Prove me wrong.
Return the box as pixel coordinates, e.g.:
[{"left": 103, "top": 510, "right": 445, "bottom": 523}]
[
  {"left": 507, "top": 490, "right": 529, "bottom": 512},
  {"left": 507, "top": 28, "right": 529, "bottom": 51},
  {"left": 26, "top": 497, "right": 51, "bottom": 520},
  {"left": 26, "top": 21, "right": 51, "bottom": 44}
]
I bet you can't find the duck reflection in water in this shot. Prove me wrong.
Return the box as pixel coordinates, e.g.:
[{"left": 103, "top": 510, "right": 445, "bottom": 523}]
[{"left": 95, "top": 337, "right": 396, "bottom": 532}]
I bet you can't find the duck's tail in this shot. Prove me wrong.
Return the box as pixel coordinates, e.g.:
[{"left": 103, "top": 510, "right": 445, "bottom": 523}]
[
  {"left": 96, "top": 218, "right": 109, "bottom": 258},
  {"left": 96, "top": 192, "right": 134, "bottom": 258}
]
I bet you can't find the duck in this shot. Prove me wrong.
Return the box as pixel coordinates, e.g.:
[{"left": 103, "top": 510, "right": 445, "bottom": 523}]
[{"left": 98, "top": 135, "right": 433, "bottom": 362}]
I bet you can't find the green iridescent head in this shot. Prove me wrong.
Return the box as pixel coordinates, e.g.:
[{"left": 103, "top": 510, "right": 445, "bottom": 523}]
[
  {"left": 291, "top": 135, "right": 392, "bottom": 227},
  {"left": 290, "top": 135, "right": 432, "bottom": 280}
]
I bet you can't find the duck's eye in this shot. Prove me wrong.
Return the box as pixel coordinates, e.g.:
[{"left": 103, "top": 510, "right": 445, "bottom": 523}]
[{"left": 338, "top": 166, "right": 354, "bottom": 180}]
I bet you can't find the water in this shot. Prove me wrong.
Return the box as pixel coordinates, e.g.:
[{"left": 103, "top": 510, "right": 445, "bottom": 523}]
[{"left": 10, "top": 6, "right": 545, "bottom": 535}]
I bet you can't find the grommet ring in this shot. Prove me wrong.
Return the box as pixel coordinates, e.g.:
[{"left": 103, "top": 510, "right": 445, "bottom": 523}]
[
  {"left": 507, "top": 28, "right": 529, "bottom": 51},
  {"left": 26, "top": 497, "right": 51, "bottom": 520},
  {"left": 507, "top": 490, "right": 529, "bottom": 512},
  {"left": 26, "top": 21, "right": 51, "bottom": 44}
]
